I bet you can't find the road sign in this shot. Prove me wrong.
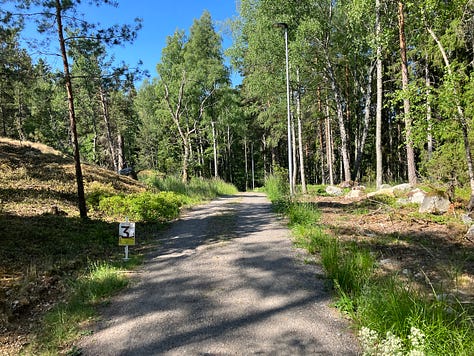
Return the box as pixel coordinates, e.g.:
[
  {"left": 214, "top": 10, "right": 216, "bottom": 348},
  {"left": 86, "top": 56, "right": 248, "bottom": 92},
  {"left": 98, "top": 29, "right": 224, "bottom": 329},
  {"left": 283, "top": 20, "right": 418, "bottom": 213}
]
[{"left": 119, "top": 221, "right": 135, "bottom": 246}]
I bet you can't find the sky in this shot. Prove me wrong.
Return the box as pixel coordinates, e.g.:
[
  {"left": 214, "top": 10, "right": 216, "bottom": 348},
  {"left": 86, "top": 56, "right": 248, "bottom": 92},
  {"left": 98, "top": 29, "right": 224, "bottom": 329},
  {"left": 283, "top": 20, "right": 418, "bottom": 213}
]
[{"left": 18, "top": 0, "right": 241, "bottom": 87}]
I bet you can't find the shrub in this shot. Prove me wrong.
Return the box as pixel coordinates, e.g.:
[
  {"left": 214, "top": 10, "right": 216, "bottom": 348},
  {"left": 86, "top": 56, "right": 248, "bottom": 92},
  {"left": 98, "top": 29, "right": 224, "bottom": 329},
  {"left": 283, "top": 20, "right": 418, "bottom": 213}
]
[
  {"left": 98, "top": 191, "right": 185, "bottom": 222},
  {"left": 85, "top": 181, "right": 117, "bottom": 209}
]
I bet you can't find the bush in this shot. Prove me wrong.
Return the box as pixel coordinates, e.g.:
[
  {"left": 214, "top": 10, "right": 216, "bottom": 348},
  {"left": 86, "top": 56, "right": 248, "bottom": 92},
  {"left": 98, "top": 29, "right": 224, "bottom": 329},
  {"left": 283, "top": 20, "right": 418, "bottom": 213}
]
[{"left": 98, "top": 191, "right": 185, "bottom": 222}]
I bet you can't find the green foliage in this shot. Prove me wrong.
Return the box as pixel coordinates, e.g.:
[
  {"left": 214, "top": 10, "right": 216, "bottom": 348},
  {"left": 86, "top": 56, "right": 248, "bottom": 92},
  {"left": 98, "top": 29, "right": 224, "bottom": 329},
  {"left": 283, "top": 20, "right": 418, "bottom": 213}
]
[
  {"left": 264, "top": 167, "right": 289, "bottom": 202},
  {"left": 141, "top": 173, "right": 238, "bottom": 203},
  {"left": 34, "top": 262, "right": 127, "bottom": 353},
  {"left": 287, "top": 202, "right": 321, "bottom": 227},
  {"left": 85, "top": 182, "right": 117, "bottom": 209},
  {"left": 306, "top": 185, "right": 329, "bottom": 196},
  {"left": 98, "top": 191, "right": 185, "bottom": 222},
  {"left": 278, "top": 195, "right": 474, "bottom": 355},
  {"left": 357, "top": 277, "right": 474, "bottom": 355}
]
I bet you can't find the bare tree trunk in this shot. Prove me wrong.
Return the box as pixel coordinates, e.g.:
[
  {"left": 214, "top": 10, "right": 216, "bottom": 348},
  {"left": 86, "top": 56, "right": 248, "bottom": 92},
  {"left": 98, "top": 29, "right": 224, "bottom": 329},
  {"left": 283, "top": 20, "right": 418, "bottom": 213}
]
[
  {"left": 296, "top": 69, "right": 307, "bottom": 194},
  {"left": 427, "top": 26, "right": 474, "bottom": 209},
  {"left": 376, "top": 0, "right": 383, "bottom": 189},
  {"left": 325, "top": 101, "right": 334, "bottom": 185},
  {"left": 244, "top": 137, "right": 248, "bottom": 191},
  {"left": 325, "top": 58, "right": 351, "bottom": 182},
  {"left": 291, "top": 116, "right": 297, "bottom": 191},
  {"left": 55, "top": 0, "right": 87, "bottom": 218},
  {"left": 117, "top": 133, "right": 124, "bottom": 171},
  {"left": 398, "top": 1, "right": 417, "bottom": 185},
  {"left": 354, "top": 63, "right": 374, "bottom": 181},
  {"left": 211, "top": 120, "right": 218, "bottom": 178}
]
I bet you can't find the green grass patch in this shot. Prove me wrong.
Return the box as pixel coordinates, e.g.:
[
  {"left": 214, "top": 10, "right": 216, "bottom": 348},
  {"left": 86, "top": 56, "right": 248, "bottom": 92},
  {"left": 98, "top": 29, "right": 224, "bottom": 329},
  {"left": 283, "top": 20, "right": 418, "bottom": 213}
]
[
  {"left": 139, "top": 173, "right": 238, "bottom": 203},
  {"left": 266, "top": 192, "right": 474, "bottom": 356},
  {"left": 28, "top": 261, "right": 128, "bottom": 354}
]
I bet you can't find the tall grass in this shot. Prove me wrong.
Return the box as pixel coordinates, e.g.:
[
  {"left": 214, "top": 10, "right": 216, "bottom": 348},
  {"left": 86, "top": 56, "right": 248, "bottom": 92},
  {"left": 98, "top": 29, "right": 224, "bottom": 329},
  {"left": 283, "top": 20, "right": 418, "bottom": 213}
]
[
  {"left": 263, "top": 181, "right": 474, "bottom": 355},
  {"left": 140, "top": 173, "right": 238, "bottom": 203}
]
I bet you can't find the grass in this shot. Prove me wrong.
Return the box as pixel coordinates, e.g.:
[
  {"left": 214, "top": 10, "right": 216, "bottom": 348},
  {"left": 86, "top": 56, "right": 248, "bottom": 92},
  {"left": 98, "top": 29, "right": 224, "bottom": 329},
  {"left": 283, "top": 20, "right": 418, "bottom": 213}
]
[
  {"left": 139, "top": 173, "right": 238, "bottom": 203},
  {"left": 27, "top": 262, "right": 129, "bottom": 354},
  {"left": 264, "top": 176, "right": 474, "bottom": 356}
]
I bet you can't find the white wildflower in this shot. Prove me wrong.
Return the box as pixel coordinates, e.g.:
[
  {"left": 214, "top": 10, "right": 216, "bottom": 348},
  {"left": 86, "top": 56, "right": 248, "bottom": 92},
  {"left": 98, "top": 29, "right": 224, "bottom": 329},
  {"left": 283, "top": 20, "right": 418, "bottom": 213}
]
[
  {"left": 359, "top": 327, "right": 379, "bottom": 355},
  {"left": 379, "top": 331, "right": 404, "bottom": 356}
]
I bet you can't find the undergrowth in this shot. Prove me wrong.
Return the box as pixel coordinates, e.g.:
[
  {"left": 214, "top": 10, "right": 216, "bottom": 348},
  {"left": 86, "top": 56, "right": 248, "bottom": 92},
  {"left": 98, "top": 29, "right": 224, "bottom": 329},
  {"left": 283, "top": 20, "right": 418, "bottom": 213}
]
[{"left": 264, "top": 177, "right": 474, "bottom": 355}]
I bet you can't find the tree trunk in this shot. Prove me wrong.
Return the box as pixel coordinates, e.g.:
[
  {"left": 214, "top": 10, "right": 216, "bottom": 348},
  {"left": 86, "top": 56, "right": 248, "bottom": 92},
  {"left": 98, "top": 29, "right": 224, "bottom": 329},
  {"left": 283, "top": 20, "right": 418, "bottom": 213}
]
[
  {"left": 398, "top": 1, "right": 417, "bottom": 185},
  {"left": 325, "top": 57, "right": 351, "bottom": 182},
  {"left": 211, "top": 120, "right": 218, "bottom": 178},
  {"left": 375, "top": 0, "right": 383, "bottom": 189},
  {"left": 296, "top": 69, "right": 307, "bottom": 194},
  {"left": 117, "top": 133, "right": 124, "bottom": 171},
  {"left": 325, "top": 101, "right": 334, "bottom": 185},
  {"left": 244, "top": 137, "right": 248, "bottom": 191},
  {"left": 354, "top": 63, "right": 374, "bottom": 181},
  {"left": 55, "top": 0, "right": 87, "bottom": 218}
]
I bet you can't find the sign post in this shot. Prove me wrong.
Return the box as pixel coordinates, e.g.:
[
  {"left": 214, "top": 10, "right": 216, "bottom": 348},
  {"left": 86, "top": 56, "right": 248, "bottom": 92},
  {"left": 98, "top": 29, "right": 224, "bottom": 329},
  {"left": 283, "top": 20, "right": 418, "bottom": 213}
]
[{"left": 119, "top": 218, "right": 135, "bottom": 260}]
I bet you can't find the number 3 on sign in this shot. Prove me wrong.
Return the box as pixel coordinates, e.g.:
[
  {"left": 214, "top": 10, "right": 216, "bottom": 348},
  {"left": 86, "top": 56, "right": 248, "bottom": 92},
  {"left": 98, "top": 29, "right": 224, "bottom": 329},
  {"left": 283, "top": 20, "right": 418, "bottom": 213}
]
[{"left": 119, "top": 222, "right": 135, "bottom": 246}]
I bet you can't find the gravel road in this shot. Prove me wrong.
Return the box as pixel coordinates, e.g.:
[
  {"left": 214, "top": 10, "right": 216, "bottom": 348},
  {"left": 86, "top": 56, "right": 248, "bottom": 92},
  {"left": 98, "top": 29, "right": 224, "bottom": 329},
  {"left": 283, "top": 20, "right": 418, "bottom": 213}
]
[{"left": 79, "top": 192, "right": 359, "bottom": 355}]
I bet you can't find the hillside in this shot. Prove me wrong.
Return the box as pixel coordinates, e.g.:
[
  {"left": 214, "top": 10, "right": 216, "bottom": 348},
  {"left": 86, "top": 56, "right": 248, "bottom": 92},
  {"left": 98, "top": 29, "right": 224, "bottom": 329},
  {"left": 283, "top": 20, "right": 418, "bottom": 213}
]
[{"left": 0, "top": 138, "right": 147, "bottom": 352}]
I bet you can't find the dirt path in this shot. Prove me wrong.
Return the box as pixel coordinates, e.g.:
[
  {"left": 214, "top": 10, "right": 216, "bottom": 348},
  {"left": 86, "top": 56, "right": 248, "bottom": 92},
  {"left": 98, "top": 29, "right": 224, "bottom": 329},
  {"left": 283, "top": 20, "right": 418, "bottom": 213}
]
[{"left": 78, "top": 192, "right": 358, "bottom": 355}]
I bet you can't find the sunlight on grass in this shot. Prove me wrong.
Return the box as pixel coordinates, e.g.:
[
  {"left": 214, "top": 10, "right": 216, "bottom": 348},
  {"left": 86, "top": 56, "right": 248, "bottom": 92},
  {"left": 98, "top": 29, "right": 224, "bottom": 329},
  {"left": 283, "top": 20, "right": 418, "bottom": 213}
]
[{"left": 264, "top": 177, "right": 474, "bottom": 356}]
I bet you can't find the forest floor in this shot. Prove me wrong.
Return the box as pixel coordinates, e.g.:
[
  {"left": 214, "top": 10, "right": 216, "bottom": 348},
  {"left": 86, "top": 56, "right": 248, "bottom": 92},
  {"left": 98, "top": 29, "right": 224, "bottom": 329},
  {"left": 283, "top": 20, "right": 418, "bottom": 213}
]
[{"left": 305, "top": 195, "right": 474, "bottom": 303}]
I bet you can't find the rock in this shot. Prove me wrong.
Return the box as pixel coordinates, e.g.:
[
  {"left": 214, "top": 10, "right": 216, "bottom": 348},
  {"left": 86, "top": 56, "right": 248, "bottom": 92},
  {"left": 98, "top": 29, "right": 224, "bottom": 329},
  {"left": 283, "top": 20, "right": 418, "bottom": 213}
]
[
  {"left": 465, "top": 225, "right": 474, "bottom": 240},
  {"left": 339, "top": 180, "right": 355, "bottom": 188},
  {"left": 407, "top": 188, "right": 427, "bottom": 204},
  {"left": 396, "top": 198, "right": 410, "bottom": 205},
  {"left": 392, "top": 183, "right": 412, "bottom": 194},
  {"left": 419, "top": 195, "right": 451, "bottom": 214},
  {"left": 326, "top": 185, "right": 344, "bottom": 196},
  {"left": 345, "top": 189, "right": 365, "bottom": 199},
  {"left": 380, "top": 184, "right": 392, "bottom": 189}
]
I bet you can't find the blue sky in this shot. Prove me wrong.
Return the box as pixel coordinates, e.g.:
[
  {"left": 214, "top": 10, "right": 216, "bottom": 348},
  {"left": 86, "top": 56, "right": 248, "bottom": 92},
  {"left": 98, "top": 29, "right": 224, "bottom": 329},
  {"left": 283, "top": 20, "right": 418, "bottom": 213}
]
[{"left": 17, "top": 0, "right": 240, "bottom": 86}]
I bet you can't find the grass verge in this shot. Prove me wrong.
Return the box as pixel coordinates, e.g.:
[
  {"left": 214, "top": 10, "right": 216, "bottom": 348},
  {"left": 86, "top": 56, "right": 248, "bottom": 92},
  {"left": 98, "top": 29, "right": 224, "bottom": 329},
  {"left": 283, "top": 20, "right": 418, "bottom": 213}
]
[{"left": 264, "top": 177, "right": 474, "bottom": 355}]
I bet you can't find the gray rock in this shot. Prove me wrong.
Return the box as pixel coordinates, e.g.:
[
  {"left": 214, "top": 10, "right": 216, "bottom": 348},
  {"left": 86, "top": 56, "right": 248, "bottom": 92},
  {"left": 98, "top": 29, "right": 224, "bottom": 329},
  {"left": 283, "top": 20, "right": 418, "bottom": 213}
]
[
  {"left": 419, "top": 195, "right": 451, "bottom": 214},
  {"left": 326, "top": 185, "right": 344, "bottom": 196},
  {"left": 407, "top": 188, "right": 427, "bottom": 204},
  {"left": 345, "top": 189, "right": 365, "bottom": 199},
  {"left": 465, "top": 224, "right": 474, "bottom": 240}
]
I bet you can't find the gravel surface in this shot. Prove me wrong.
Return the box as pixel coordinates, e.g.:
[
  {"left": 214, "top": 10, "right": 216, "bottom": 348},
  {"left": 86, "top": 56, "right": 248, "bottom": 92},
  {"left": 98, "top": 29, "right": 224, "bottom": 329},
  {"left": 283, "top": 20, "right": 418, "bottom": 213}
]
[{"left": 78, "top": 192, "right": 359, "bottom": 355}]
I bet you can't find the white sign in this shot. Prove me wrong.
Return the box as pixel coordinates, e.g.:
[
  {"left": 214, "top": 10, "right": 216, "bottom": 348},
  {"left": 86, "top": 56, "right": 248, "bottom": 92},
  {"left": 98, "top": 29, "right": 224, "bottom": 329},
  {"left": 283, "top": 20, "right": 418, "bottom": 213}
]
[{"left": 119, "top": 222, "right": 135, "bottom": 246}]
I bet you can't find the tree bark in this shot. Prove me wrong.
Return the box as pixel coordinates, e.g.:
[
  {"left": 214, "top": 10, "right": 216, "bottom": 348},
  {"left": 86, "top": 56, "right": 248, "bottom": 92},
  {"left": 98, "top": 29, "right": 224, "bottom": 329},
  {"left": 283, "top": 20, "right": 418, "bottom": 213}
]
[
  {"left": 325, "top": 101, "right": 334, "bottom": 186},
  {"left": 375, "top": 0, "right": 383, "bottom": 189},
  {"left": 296, "top": 69, "right": 306, "bottom": 194},
  {"left": 211, "top": 120, "right": 218, "bottom": 178},
  {"left": 354, "top": 63, "right": 374, "bottom": 181},
  {"left": 55, "top": 0, "right": 87, "bottom": 218},
  {"left": 398, "top": 1, "right": 417, "bottom": 185},
  {"left": 325, "top": 57, "right": 351, "bottom": 182}
]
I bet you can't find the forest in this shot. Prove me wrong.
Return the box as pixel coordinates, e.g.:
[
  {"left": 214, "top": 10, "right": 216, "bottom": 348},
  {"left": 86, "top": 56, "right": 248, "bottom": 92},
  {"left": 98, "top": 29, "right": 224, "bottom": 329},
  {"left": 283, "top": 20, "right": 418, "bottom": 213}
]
[{"left": 1, "top": 0, "right": 474, "bottom": 213}]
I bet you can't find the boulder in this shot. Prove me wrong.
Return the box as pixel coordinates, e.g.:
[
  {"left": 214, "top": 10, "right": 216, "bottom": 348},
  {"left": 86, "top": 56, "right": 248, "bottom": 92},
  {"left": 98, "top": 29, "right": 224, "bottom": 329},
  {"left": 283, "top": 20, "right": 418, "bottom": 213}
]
[
  {"left": 326, "top": 185, "right": 344, "bottom": 196},
  {"left": 392, "top": 183, "right": 412, "bottom": 194},
  {"left": 419, "top": 194, "right": 451, "bottom": 214},
  {"left": 407, "top": 188, "right": 427, "bottom": 204},
  {"left": 345, "top": 189, "right": 365, "bottom": 199}
]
